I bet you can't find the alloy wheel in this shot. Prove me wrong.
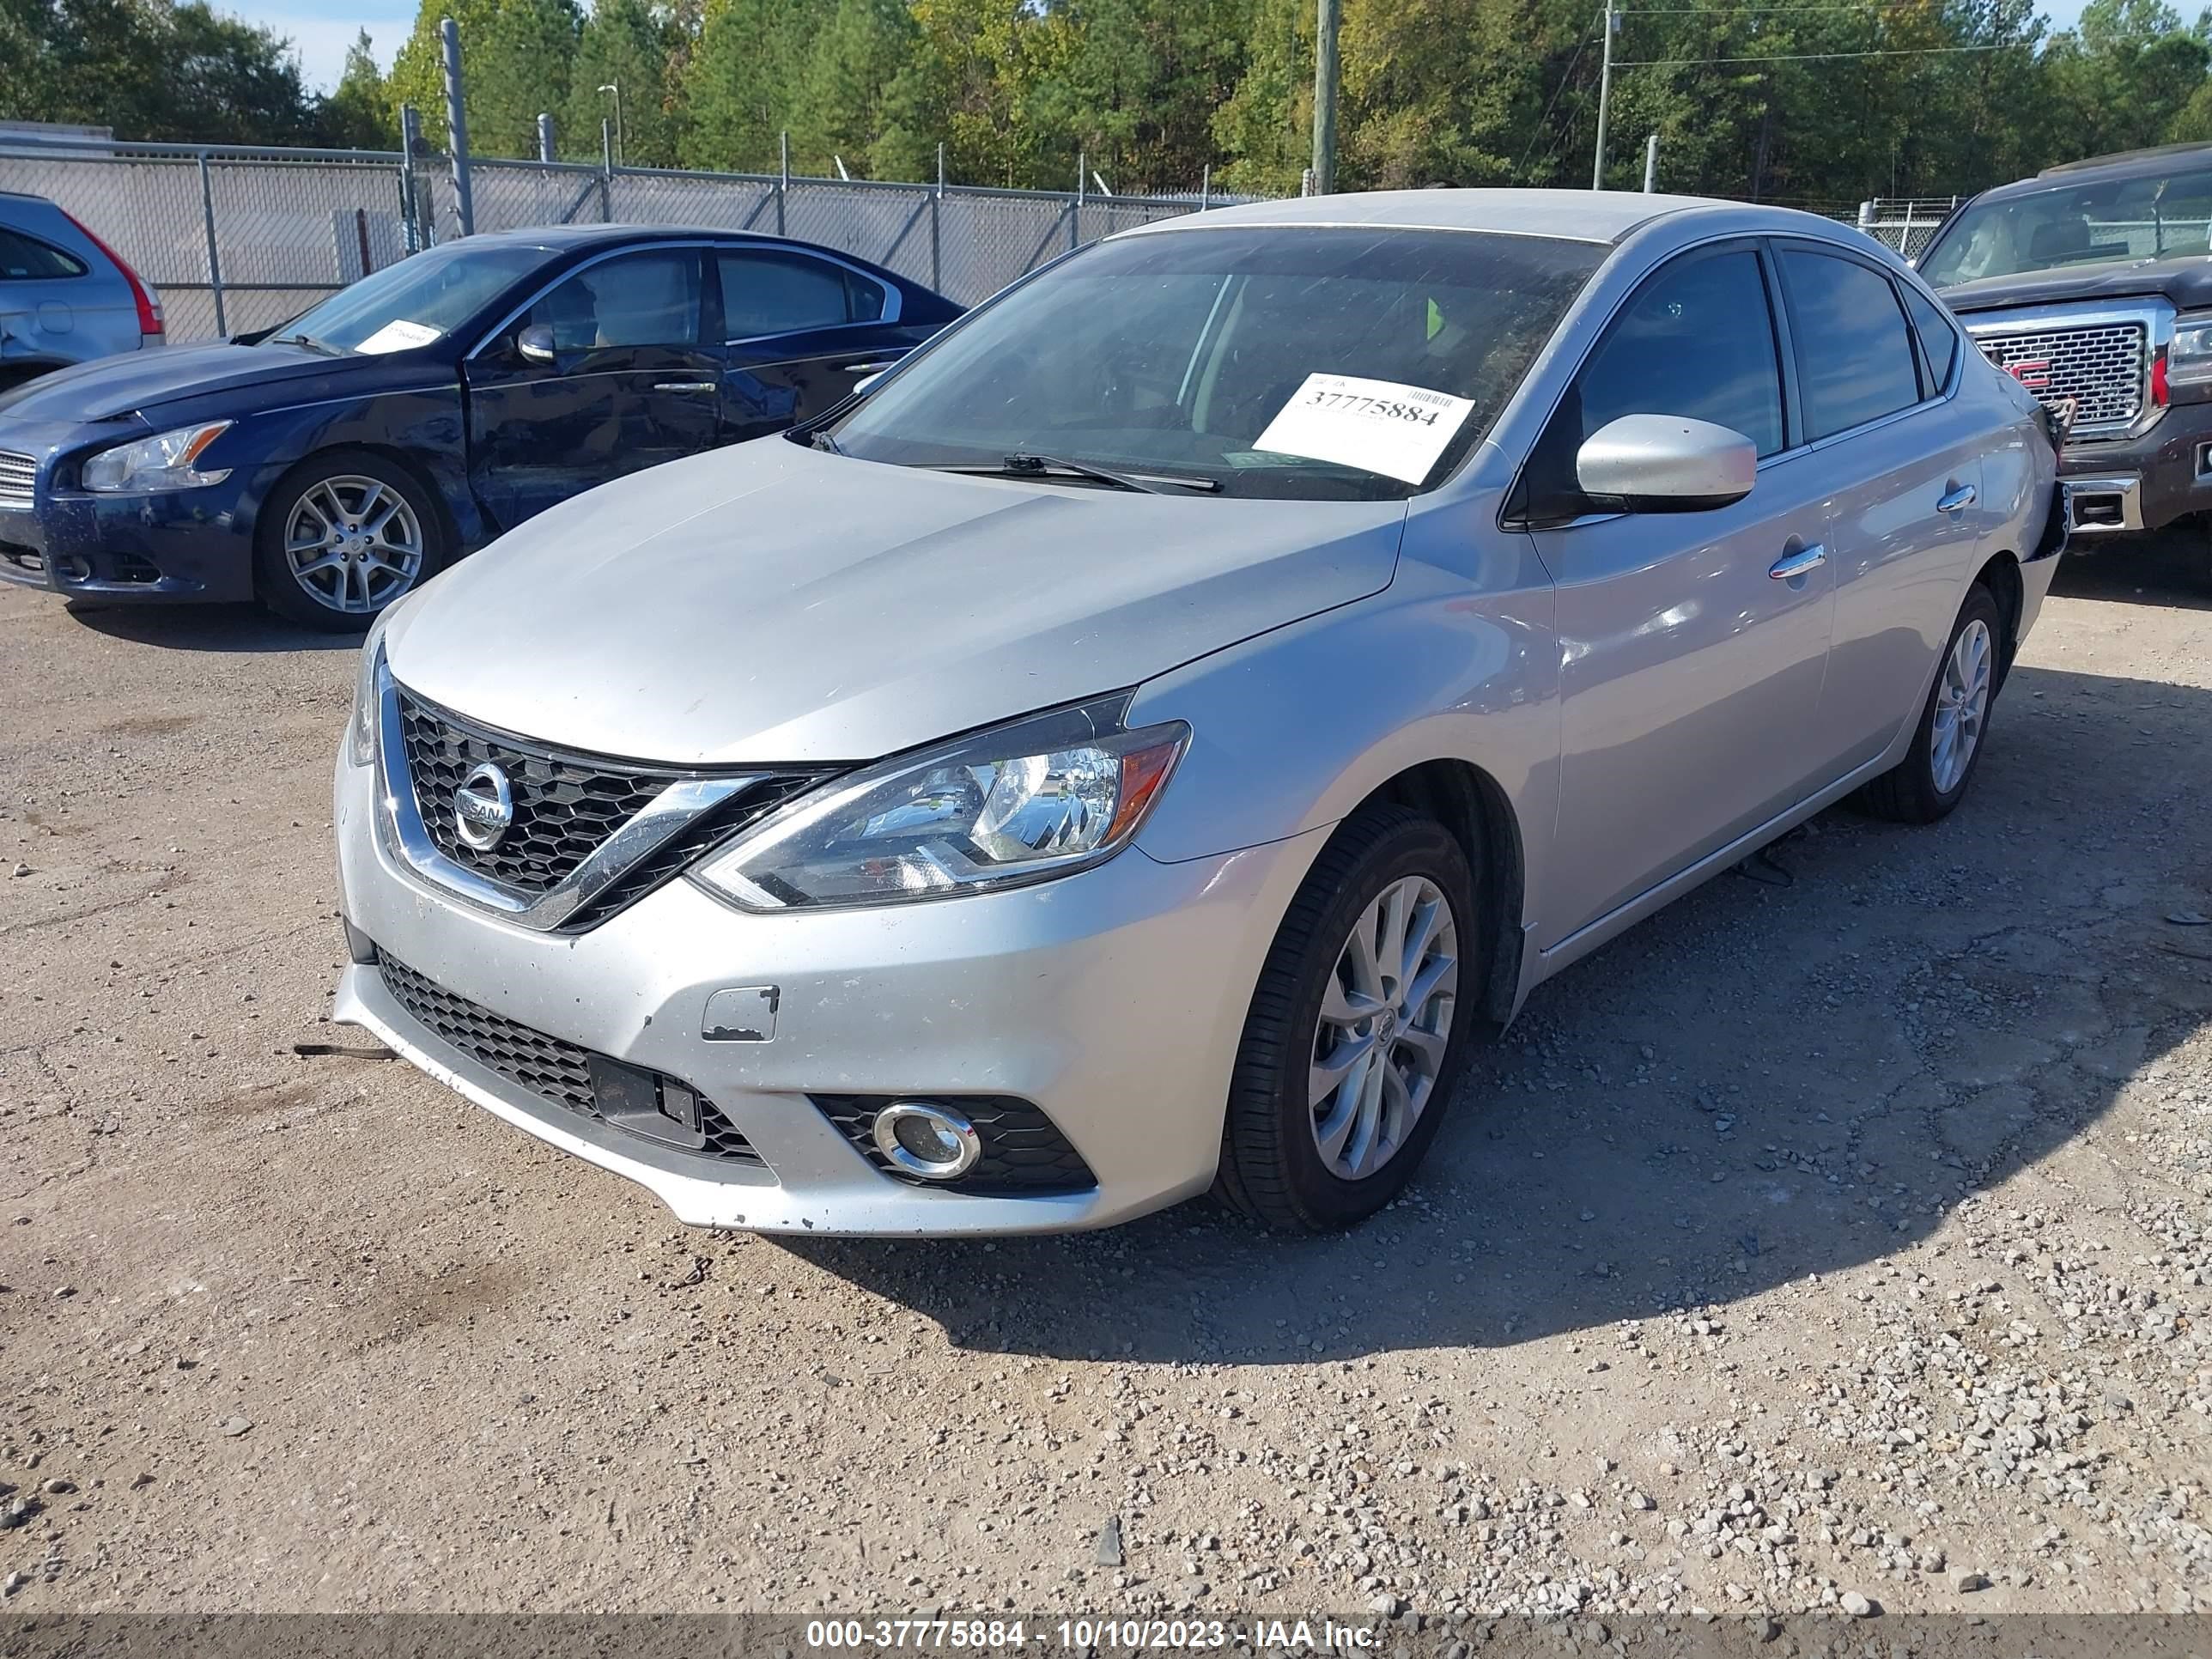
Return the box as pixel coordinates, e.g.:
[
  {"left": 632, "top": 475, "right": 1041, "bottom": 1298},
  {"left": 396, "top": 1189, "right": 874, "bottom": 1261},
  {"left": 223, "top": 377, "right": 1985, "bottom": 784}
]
[
  {"left": 1930, "top": 617, "right": 1992, "bottom": 793},
  {"left": 1308, "top": 874, "right": 1459, "bottom": 1181},
  {"left": 283, "top": 475, "right": 424, "bottom": 615}
]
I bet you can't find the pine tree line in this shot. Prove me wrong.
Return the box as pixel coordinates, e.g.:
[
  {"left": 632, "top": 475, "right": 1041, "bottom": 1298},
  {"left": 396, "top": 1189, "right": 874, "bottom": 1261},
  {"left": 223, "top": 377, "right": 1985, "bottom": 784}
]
[{"left": 9, "top": 0, "right": 2212, "bottom": 204}]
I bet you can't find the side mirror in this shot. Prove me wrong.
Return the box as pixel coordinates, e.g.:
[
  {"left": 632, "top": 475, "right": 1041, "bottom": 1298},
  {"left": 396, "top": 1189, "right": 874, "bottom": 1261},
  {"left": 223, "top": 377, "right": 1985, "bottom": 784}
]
[
  {"left": 516, "top": 323, "right": 558, "bottom": 367},
  {"left": 1576, "top": 413, "right": 1756, "bottom": 512}
]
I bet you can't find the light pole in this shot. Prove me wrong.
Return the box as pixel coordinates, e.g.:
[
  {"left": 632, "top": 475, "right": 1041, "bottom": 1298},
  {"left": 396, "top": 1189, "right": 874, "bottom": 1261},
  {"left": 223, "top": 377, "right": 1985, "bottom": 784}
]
[{"left": 598, "top": 82, "right": 623, "bottom": 167}]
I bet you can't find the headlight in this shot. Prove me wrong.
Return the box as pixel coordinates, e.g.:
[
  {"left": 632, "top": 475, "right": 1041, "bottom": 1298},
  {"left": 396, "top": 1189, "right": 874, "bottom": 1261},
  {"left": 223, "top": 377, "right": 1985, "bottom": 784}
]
[
  {"left": 2169, "top": 312, "right": 2212, "bottom": 388},
  {"left": 691, "top": 696, "right": 1188, "bottom": 911},
  {"left": 345, "top": 631, "right": 391, "bottom": 769},
  {"left": 79, "top": 422, "right": 233, "bottom": 492}
]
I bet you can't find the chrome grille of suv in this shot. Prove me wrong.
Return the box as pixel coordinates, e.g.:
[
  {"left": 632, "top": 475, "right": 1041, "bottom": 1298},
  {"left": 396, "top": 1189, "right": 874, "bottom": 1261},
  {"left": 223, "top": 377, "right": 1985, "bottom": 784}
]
[
  {"left": 1973, "top": 322, "right": 2146, "bottom": 434},
  {"left": 393, "top": 687, "right": 818, "bottom": 925},
  {"left": 0, "top": 451, "right": 35, "bottom": 510}
]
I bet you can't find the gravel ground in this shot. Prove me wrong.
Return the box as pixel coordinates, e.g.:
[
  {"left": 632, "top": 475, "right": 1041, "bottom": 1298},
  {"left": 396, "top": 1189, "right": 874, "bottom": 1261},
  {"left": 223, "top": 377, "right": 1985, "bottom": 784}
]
[{"left": 1, "top": 537, "right": 2208, "bottom": 1626}]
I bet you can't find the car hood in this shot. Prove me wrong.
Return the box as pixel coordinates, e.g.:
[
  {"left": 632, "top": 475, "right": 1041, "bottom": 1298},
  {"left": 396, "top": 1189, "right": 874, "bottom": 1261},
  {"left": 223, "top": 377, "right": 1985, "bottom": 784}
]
[
  {"left": 0, "top": 340, "right": 374, "bottom": 422},
  {"left": 385, "top": 440, "right": 1409, "bottom": 765},
  {"left": 1937, "top": 253, "right": 2212, "bottom": 315}
]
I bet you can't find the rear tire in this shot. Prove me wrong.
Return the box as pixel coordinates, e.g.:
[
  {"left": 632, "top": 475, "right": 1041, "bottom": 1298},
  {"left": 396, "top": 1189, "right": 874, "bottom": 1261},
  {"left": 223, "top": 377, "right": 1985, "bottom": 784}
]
[
  {"left": 1856, "top": 583, "right": 2003, "bottom": 824},
  {"left": 253, "top": 448, "right": 447, "bottom": 632},
  {"left": 1216, "top": 805, "right": 1481, "bottom": 1232}
]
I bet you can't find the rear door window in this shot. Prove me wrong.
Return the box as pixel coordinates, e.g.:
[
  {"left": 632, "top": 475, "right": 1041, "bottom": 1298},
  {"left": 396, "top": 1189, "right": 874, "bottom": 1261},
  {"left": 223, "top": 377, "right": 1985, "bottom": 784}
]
[
  {"left": 717, "top": 251, "right": 869, "bottom": 339},
  {"left": 1901, "top": 283, "right": 1961, "bottom": 395},
  {"left": 1779, "top": 248, "right": 1924, "bottom": 439},
  {"left": 0, "top": 228, "right": 88, "bottom": 280}
]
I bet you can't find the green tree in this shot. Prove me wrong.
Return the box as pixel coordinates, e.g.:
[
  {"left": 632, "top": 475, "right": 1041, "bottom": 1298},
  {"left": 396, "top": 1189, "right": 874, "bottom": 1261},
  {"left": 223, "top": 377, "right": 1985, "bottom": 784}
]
[
  {"left": 564, "top": 0, "right": 678, "bottom": 164},
  {"left": 387, "top": 0, "right": 578, "bottom": 160},
  {"left": 321, "top": 28, "right": 392, "bottom": 149},
  {"left": 678, "top": 0, "right": 812, "bottom": 170}
]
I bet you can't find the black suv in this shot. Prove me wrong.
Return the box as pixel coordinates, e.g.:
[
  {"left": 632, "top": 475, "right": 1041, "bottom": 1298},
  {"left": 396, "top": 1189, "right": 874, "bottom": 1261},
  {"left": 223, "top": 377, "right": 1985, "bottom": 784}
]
[{"left": 1918, "top": 141, "right": 2212, "bottom": 581}]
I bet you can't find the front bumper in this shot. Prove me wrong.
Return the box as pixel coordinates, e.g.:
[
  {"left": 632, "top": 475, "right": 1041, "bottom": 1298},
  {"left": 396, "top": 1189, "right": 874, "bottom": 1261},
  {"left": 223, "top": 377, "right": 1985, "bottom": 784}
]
[
  {"left": 333, "top": 746, "right": 1325, "bottom": 1234},
  {"left": 2054, "top": 398, "right": 2212, "bottom": 536},
  {"left": 0, "top": 418, "right": 258, "bottom": 602}
]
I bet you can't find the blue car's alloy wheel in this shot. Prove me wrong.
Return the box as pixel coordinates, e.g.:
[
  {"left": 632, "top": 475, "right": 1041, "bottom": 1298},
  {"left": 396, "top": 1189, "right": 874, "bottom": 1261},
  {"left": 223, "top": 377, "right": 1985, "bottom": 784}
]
[{"left": 256, "top": 450, "right": 445, "bottom": 632}]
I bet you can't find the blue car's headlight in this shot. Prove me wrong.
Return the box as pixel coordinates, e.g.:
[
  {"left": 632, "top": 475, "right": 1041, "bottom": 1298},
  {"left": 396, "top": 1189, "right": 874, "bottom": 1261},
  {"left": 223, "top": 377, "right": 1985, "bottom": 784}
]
[
  {"left": 80, "top": 422, "right": 233, "bottom": 493},
  {"left": 691, "top": 696, "right": 1188, "bottom": 911}
]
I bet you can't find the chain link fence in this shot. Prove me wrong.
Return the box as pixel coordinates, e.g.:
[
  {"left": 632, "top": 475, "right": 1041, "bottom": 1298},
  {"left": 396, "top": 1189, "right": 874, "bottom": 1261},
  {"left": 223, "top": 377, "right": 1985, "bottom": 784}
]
[
  {"left": 0, "top": 133, "right": 1244, "bottom": 343},
  {"left": 1856, "top": 197, "right": 1963, "bottom": 261}
]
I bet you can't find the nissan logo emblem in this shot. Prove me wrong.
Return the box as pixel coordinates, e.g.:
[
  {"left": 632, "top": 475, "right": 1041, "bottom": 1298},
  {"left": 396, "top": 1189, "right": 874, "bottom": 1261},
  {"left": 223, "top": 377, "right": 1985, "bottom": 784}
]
[{"left": 453, "top": 761, "right": 515, "bottom": 851}]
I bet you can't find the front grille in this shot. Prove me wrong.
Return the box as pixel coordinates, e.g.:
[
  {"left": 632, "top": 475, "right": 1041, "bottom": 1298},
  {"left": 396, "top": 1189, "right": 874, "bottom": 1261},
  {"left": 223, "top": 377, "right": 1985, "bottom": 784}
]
[
  {"left": 814, "top": 1095, "right": 1097, "bottom": 1194},
  {"left": 393, "top": 686, "right": 817, "bottom": 924},
  {"left": 1974, "top": 323, "right": 2146, "bottom": 433},
  {"left": 376, "top": 952, "right": 764, "bottom": 1165},
  {"left": 0, "top": 450, "right": 34, "bottom": 510}
]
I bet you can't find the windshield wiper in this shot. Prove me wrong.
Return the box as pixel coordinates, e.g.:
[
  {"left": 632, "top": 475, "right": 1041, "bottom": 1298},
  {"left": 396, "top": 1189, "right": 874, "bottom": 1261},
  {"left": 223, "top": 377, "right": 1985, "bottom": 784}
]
[
  {"left": 926, "top": 453, "right": 1220, "bottom": 494},
  {"left": 809, "top": 429, "right": 845, "bottom": 455},
  {"left": 268, "top": 332, "right": 340, "bottom": 356}
]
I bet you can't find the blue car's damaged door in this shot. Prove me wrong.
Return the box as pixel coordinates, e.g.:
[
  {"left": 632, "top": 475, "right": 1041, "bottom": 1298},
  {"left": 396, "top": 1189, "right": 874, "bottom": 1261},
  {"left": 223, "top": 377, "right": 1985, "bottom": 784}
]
[{"left": 461, "top": 245, "right": 722, "bottom": 532}]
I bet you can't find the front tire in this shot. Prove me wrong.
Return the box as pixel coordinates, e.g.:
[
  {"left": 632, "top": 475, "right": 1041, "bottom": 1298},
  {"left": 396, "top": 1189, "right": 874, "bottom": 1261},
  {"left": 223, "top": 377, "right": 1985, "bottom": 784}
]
[
  {"left": 1217, "top": 805, "right": 1481, "bottom": 1232},
  {"left": 1856, "top": 583, "right": 2003, "bottom": 824},
  {"left": 253, "top": 449, "right": 446, "bottom": 632}
]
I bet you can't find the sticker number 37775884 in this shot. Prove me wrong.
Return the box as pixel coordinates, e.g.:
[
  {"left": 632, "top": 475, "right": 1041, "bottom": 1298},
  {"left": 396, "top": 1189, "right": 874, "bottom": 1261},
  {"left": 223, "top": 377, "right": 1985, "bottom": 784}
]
[{"left": 1251, "top": 372, "right": 1477, "bottom": 486}]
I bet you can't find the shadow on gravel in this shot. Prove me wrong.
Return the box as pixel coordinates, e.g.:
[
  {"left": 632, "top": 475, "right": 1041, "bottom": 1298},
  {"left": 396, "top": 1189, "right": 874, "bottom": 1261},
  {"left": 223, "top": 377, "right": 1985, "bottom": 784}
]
[
  {"left": 786, "top": 659, "right": 2212, "bottom": 1363},
  {"left": 2049, "top": 530, "right": 2211, "bottom": 612},
  {"left": 63, "top": 599, "right": 362, "bottom": 652}
]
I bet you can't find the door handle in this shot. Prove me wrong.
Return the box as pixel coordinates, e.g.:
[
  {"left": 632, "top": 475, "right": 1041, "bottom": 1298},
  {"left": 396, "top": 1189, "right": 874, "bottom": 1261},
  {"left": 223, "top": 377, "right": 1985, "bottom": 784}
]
[
  {"left": 1769, "top": 544, "right": 1827, "bottom": 580},
  {"left": 653, "top": 381, "right": 719, "bottom": 393},
  {"left": 1936, "top": 483, "right": 1978, "bottom": 514},
  {"left": 839, "top": 360, "right": 901, "bottom": 374}
]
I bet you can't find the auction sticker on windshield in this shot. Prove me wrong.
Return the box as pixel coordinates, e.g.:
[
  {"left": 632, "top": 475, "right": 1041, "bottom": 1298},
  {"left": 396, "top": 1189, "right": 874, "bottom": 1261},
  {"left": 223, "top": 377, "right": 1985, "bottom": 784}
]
[
  {"left": 1252, "top": 373, "right": 1474, "bottom": 484},
  {"left": 354, "top": 319, "right": 443, "bottom": 355}
]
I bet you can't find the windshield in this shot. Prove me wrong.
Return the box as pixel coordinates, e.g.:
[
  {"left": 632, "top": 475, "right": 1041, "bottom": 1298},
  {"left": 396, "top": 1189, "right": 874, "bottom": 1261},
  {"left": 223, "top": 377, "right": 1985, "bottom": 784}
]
[
  {"left": 825, "top": 225, "right": 1603, "bottom": 500},
  {"left": 272, "top": 242, "right": 551, "bottom": 353},
  {"left": 1920, "top": 163, "right": 2212, "bottom": 288}
]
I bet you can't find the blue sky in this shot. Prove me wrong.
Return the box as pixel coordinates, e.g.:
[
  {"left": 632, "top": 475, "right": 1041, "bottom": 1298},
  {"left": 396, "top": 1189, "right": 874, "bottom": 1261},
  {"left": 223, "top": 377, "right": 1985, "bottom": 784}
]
[{"left": 248, "top": 0, "right": 2100, "bottom": 91}]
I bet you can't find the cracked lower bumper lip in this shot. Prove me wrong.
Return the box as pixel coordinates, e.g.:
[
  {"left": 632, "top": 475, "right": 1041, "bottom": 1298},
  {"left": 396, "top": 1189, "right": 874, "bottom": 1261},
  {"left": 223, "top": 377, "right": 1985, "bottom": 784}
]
[{"left": 332, "top": 746, "right": 1322, "bottom": 1236}]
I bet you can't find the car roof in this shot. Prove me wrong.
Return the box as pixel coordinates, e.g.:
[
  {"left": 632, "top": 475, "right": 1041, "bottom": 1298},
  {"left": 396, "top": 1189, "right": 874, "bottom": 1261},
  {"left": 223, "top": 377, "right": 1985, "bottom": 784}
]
[
  {"left": 1968, "top": 141, "right": 2212, "bottom": 204},
  {"left": 456, "top": 222, "right": 948, "bottom": 301},
  {"left": 1113, "top": 187, "right": 1779, "bottom": 246}
]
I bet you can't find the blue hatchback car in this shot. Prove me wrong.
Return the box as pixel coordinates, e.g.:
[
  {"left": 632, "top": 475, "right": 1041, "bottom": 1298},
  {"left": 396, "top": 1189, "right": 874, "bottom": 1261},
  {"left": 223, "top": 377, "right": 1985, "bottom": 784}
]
[
  {"left": 0, "top": 224, "right": 960, "bottom": 629},
  {"left": 1, "top": 190, "right": 166, "bottom": 392}
]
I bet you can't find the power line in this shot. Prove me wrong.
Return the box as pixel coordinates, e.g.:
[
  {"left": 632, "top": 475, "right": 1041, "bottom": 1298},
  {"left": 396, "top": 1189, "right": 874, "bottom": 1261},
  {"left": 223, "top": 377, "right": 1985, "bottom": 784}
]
[{"left": 1613, "top": 41, "right": 2028, "bottom": 63}]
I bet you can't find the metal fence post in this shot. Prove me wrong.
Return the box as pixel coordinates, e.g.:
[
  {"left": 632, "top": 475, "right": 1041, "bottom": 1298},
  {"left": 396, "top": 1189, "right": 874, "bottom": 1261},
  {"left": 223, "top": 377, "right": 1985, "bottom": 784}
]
[
  {"left": 778, "top": 131, "right": 789, "bottom": 235},
  {"left": 195, "top": 151, "right": 228, "bottom": 337},
  {"left": 600, "top": 118, "right": 615, "bottom": 220},
  {"left": 538, "top": 113, "right": 556, "bottom": 164},
  {"left": 1071, "top": 147, "right": 1084, "bottom": 252},
  {"left": 1199, "top": 164, "right": 1210, "bottom": 211},
  {"left": 399, "top": 104, "right": 425, "bottom": 252},
  {"left": 1642, "top": 133, "right": 1657, "bottom": 193},
  {"left": 931, "top": 143, "right": 944, "bottom": 293},
  {"left": 441, "top": 17, "right": 475, "bottom": 236}
]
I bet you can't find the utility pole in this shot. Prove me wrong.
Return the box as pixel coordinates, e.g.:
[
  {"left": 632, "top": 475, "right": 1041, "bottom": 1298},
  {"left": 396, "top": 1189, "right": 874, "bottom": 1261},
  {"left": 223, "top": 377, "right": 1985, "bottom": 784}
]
[
  {"left": 1591, "top": 0, "right": 1615, "bottom": 191},
  {"left": 1642, "top": 132, "right": 1658, "bottom": 192},
  {"left": 1313, "top": 0, "right": 1341, "bottom": 194},
  {"left": 537, "top": 112, "right": 556, "bottom": 164}
]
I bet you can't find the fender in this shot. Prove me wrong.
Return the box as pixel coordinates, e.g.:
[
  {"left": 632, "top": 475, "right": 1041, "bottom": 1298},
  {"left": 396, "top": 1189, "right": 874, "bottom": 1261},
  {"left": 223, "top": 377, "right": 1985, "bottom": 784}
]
[{"left": 1128, "top": 518, "right": 1562, "bottom": 1009}]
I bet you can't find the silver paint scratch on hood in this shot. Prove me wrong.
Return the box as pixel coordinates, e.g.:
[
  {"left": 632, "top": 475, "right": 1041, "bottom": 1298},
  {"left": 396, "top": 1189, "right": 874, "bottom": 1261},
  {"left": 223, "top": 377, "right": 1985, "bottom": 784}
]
[{"left": 384, "top": 438, "right": 1409, "bottom": 764}]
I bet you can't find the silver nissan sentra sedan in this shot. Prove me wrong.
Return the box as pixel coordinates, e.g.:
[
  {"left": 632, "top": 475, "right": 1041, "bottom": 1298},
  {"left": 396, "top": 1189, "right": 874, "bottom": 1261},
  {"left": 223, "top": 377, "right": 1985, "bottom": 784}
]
[{"left": 331, "top": 188, "right": 2063, "bottom": 1235}]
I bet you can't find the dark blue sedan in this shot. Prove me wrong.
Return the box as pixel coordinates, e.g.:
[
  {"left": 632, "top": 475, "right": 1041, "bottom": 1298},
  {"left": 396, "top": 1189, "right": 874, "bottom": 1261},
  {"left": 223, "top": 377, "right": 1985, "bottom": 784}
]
[{"left": 0, "top": 225, "right": 960, "bottom": 629}]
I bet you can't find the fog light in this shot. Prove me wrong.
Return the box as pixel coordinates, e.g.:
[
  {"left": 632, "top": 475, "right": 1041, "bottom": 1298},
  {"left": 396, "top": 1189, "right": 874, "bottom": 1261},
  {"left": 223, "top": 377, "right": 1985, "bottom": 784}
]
[{"left": 872, "top": 1101, "right": 981, "bottom": 1181}]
